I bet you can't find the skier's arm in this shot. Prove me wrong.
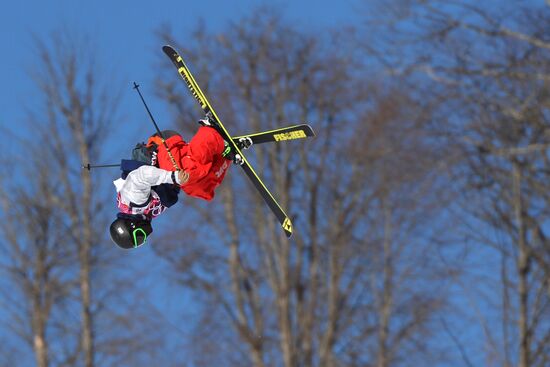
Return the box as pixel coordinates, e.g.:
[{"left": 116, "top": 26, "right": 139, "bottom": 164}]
[
  {"left": 130, "top": 165, "right": 183, "bottom": 186},
  {"left": 118, "top": 165, "right": 183, "bottom": 205}
]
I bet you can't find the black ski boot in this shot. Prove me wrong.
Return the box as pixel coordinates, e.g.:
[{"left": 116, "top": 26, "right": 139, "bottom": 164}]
[
  {"left": 222, "top": 141, "right": 244, "bottom": 165},
  {"left": 236, "top": 137, "right": 253, "bottom": 150}
]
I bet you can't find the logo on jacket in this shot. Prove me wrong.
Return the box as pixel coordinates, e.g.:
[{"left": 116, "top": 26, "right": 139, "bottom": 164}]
[{"left": 215, "top": 160, "right": 229, "bottom": 178}]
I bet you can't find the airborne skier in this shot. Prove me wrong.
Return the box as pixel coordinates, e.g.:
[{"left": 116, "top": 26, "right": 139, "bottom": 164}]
[
  {"left": 108, "top": 45, "right": 316, "bottom": 247},
  {"left": 109, "top": 119, "right": 249, "bottom": 249}
]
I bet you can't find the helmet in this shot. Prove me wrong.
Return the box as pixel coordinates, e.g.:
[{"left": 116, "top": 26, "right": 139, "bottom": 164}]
[{"left": 109, "top": 217, "right": 153, "bottom": 249}]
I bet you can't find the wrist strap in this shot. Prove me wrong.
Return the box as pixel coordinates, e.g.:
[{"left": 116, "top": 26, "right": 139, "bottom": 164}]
[{"left": 171, "top": 171, "right": 177, "bottom": 185}]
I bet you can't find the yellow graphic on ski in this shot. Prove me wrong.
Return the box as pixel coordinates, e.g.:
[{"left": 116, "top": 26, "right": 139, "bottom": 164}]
[
  {"left": 233, "top": 124, "right": 315, "bottom": 145},
  {"left": 162, "top": 45, "right": 293, "bottom": 238}
]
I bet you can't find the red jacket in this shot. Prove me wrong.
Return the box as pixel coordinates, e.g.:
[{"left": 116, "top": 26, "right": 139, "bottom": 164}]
[{"left": 151, "top": 127, "right": 230, "bottom": 201}]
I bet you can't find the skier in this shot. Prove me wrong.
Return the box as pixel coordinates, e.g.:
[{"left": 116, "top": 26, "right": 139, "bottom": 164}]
[{"left": 109, "top": 117, "right": 249, "bottom": 249}]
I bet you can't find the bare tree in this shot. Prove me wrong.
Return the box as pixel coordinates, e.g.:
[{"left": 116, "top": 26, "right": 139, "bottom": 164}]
[
  {"left": 362, "top": 1, "right": 550, "bottom": 366},
  {"left": 155, "top": 9, "right": 451, "bottom": 367},
  {"left": 29, "top": 32, "right": 118, "bottom": 367},
  {"left": 0, "top": 153, "right": 75, "bottom": 367},
  {"left": 0, "top": 29, "right": 169, "bottom": 367}
]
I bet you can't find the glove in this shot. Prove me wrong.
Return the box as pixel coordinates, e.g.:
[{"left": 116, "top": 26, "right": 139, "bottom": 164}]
[{"left": 172, "top": 170, "right": 189, "bottom": 185}]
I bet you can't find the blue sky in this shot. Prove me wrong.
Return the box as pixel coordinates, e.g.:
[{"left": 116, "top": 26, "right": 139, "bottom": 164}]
[{"left": 0, "top": 0, "right": 358, "bottom": 148}]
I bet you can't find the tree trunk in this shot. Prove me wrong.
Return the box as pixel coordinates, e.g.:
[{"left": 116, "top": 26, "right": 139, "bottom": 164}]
[
  {"left": 32, "top": 298, "right": 49, "bottom": 367},
  {"left": 224, "top": 188, "right": 265, "bottom": 367},
  {"left": 378, "top": 201, "right": 393, "bottom": 367},
  {"left": 278, "top": 252, "right": 295, "bottom": 367},
  {"left": 80, "top": 248, "right": 94, "bottom": 367},
  {"left": 79, "top": 133, "right": 95, "bottom": 367},
  {"left": 512, "top": 162, "right": 530, "bottom": 367}
]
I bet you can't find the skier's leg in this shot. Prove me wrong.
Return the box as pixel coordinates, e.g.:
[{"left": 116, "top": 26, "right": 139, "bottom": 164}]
[
  {"left": 190, "top": 124, "right": 245, "bottom": 165},
  {"left": 187, "top": 126, "right": 225, "bottom": 164}
]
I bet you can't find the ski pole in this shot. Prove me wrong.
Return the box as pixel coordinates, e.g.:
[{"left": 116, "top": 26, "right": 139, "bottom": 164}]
[
  {"left": 81, "top": 163, "right": 119, "bottom": 170},
  {"left": 132, "top": 82, "right": 180, "bottom": 171}
]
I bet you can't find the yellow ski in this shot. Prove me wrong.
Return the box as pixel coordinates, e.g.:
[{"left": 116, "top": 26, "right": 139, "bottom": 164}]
[{"left": 163, "top": 45, "right": 293, "bottom": 238}]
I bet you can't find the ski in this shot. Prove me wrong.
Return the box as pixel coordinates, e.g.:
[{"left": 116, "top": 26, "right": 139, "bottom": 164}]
[
  {"left": 162, "top": 45, "right": 293, "bottom": 238},
  {"left": 233, "top": 124, "right": 315, "bottom": 145}
]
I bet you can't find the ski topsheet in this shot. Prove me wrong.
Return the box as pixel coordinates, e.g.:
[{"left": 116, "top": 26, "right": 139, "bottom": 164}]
[
  {"left": 233, "top": 124, "right": 315, "bottom": 145},
  {"left": 162, "top": 45, "right": 293, "bottom": 238}
]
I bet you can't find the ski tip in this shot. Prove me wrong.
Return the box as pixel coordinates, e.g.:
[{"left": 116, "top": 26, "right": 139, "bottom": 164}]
[
  {"left": 302, "top": 124, "right": 316, "bottom": 137},
  {"left": 282, "top": 218, "right": 293, "bottom": 238},
  {"left": 162, "top": 45, "right": 177, "bottom": 56}
]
